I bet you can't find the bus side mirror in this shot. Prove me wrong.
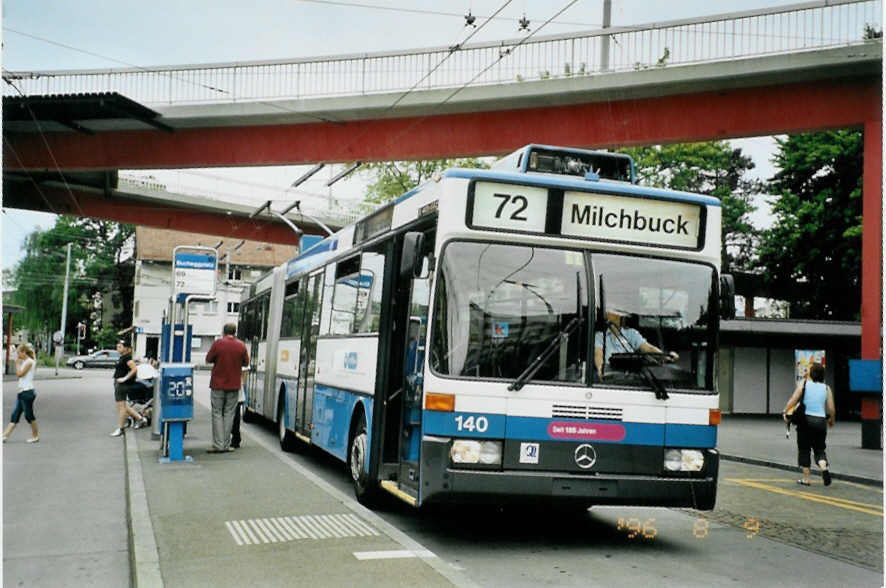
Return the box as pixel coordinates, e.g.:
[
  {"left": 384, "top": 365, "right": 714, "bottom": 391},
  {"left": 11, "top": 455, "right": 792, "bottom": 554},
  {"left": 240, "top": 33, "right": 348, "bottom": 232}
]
[
  {"left": 401, "top": 232, "right": 425, "bottom": 279},
  {"left": 719, "top": 274, "right": 736, "bottom": 319}
]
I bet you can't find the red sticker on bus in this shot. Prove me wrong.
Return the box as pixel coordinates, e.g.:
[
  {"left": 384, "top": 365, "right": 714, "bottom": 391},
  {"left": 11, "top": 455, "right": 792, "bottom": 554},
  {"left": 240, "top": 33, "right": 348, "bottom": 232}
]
[{"left": 547, "top": 421, "right": 626, "bottom": 441}]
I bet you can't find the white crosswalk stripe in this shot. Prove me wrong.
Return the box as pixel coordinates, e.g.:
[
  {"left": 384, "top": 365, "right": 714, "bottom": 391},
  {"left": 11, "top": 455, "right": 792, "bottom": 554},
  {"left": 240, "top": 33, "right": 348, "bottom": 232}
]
[{"left": 226, "top": 514, "right": 380, "bottom": 546}]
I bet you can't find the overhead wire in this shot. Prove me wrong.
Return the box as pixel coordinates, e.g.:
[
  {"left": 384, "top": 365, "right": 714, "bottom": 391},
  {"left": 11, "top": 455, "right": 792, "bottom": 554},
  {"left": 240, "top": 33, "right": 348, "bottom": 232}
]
[
  {"left": 321, "top": 0, "right": 581, "bottom": 180},
  {"left": 292, "top": 0, "right": 600, "bottom": 27},
  {"left": 269, "top": 0, "right": 513, "bottom": 212}
]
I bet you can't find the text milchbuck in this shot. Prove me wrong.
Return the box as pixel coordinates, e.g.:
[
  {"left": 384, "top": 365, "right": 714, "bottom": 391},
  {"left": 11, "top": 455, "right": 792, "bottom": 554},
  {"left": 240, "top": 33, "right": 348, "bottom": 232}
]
[{"left": 561, "top": 191, "right": 701, "bottom": 249}]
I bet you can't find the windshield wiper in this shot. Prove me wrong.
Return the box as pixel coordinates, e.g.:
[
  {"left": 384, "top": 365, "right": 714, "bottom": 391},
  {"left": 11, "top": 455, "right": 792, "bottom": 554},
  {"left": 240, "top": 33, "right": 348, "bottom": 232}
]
[{"left": 509, "top": 317, "right": 580, "bottom": 392}]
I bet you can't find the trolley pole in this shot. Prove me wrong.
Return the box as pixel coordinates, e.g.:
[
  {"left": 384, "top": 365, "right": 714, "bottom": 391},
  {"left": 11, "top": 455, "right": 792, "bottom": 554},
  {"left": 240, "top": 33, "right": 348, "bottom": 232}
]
[{"left": 55, "top": 242, "right": 72, "bottom": 375}]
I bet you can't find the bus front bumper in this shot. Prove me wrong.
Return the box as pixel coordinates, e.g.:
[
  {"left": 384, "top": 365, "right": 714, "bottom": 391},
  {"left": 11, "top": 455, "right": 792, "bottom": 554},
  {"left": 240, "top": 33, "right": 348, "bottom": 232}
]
[{"left": 419, "top": 438, "right": 719, "bottom": 510}]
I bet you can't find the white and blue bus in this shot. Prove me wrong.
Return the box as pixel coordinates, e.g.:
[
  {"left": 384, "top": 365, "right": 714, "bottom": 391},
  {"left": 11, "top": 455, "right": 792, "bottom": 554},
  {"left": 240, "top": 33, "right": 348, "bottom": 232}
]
[{"left": 239, "top": 144, "right": 733, "bottom": 510}]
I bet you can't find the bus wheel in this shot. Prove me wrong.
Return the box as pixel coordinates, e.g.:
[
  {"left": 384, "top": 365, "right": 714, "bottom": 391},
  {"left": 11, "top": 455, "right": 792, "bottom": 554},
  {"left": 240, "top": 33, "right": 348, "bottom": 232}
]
[
  {"left": 349, "top": 416, "right": 381, "bottom": 506},
  {"left": 277, "top": 398, "right": 296, "bottom": 452}
]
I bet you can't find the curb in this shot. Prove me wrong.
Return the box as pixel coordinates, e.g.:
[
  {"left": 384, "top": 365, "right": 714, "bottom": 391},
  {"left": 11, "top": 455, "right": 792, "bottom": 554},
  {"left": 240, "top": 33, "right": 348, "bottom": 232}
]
[
  {"left": 719, "top": 453, "right": 882, "bottom": 487},
  {"left": 125, "top": 429, "right": 163, "bottom": 587}
]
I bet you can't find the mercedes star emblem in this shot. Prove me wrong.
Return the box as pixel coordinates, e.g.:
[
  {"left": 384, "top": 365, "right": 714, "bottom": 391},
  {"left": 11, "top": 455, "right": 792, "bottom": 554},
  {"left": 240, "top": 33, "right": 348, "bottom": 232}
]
[{"left": 573, "top": 443, "right": 597, "bottom": 469}]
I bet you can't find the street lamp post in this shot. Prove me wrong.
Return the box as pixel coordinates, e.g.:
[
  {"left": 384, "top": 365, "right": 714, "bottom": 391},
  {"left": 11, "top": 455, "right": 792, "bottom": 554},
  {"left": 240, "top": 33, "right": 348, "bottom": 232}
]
[{"left": 55, "top": 242, "right": 72, "bottom": 375}]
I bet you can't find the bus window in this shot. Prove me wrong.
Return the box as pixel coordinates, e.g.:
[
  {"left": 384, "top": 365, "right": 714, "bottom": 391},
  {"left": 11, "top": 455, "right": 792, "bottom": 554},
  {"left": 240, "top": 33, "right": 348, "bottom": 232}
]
[
  {"left": 430, "top": 242, "right": 587, "bottom": 383},
  {"left": 319, "top": 264, "right": 335, "bottom": 336},
  {"left": 591, "top": 253, "right": 716, "bottom": 391},
  {"left": 281, "top": 280, "right": 304, "bottom": 339},
  {"left": 260, "top": 294, "right": 271, "bottom": 341},
  {"left": 357, "top": 250, "right": 386, "bottom": 333},
  {"left": 331, "top": 256, "right": 361, "bottom": 335}
]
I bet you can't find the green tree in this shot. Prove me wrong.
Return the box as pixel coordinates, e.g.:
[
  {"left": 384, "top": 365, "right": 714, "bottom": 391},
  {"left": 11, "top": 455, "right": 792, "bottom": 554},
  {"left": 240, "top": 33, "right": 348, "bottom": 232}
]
[
  {"left": 754, "top": 130, "right": 863, "bottom": 320},
  {"left": 8, "top": 216, "right": 135, "bottom": 347},
  {"left": 619, "top": 142, "right": 760, "bottom": 273},
  {"left": 360, "top": 158, "right": 490, "bottom": 208}
]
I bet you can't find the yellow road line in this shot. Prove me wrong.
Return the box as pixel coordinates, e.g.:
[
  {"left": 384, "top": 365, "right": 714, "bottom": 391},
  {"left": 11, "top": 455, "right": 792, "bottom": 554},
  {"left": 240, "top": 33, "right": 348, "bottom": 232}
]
[
  {"left": 725, "top": 478, "right": 884, "bottom": 517},
  {"left": 726, "top": 477, "right": 884, "bottom": 495}
]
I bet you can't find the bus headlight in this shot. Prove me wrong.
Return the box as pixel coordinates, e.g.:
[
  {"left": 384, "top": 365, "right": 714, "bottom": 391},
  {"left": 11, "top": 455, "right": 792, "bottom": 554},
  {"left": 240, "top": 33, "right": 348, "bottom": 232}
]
[
  {"left": 664, "top": 449, "right": 705, "bottom": 472},
  {"left": 450, "top": 440, "right": 502, "bottom": 465}
]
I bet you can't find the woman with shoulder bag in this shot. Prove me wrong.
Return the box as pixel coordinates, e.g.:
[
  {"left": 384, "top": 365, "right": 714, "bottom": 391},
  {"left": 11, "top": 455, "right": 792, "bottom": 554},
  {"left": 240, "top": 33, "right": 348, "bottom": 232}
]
[
  {"left": 783, "top": 362, "right": 835, "bottom": 486},
  {"left": 2, "top": 343, "right": 39, "bottom": 443}
]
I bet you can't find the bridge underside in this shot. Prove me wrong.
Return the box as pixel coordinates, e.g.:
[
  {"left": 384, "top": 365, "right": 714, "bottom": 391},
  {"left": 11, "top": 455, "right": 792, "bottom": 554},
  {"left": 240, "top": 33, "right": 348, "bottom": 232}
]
[
  {"left": 2, "top": 75, "right": 881, "bottom": 360},
  {"left": 3, "top": 78, "right": 878, "bottom": 168}
]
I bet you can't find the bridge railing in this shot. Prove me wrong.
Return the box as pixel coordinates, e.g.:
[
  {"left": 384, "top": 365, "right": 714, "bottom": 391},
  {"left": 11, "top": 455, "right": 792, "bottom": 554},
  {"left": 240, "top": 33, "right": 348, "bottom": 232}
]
[{"left": 4, "top": 0, "right": 881, "bottom": 105}]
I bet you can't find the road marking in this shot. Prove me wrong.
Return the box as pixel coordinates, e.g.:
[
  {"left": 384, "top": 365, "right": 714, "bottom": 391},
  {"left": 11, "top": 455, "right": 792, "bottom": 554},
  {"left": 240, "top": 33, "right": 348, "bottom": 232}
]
[
  {"left": 725, "top": 478, "right": 884, "bottom": 517},
  {"left": 727, "top": 477, "right": 884, "bottom": 494},
  {"left": 353, "top": 550, "right": 436, "bottom": 561},
  {"left": 226, "top": 513, "right": 381, "bottom": 546}
]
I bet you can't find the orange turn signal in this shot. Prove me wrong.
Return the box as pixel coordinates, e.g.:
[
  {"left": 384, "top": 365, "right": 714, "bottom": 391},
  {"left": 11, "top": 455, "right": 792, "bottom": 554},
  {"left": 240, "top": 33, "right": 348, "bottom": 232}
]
[
  {"left": 709, "top": 409, "right": 722, "bottom": 426},
  {"left": 425, "top": 393, "right": 455, "bottom": 412}
]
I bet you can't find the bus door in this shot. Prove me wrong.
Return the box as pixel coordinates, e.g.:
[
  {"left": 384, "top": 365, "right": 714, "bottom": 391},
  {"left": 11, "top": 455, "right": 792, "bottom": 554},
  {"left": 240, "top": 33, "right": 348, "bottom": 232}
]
[
  {"left": 296, "top": 271, "right": 323, "bottom": 438},
  {"left": 389, "top": 230, "right": 433, "bottom": 496},
  {"left": 243, "top": 300, "right": 261, "bottom": 413}
]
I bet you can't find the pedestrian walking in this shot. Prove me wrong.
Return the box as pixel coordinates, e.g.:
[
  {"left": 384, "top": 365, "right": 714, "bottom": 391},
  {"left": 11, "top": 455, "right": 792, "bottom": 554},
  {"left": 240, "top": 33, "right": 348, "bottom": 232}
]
[
  {"left": 206, "top": 323, "right": 249, "bottom": 453},
  {"left": 783, "top": 362, "right": 835, "bottom": 486},
  {"left": 2, "top": 343, "right": 39, "bottom": 443},
  {"left": 110, "top": 340, "right": 147, "bottom": 437}
]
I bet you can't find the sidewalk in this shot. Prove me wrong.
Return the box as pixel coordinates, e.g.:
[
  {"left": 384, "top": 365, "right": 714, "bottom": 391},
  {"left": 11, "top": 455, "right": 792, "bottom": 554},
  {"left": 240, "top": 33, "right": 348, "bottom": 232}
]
[
  {"left": 127, "top": 382, "right": 468, "bottom": 588},
  {"left": 718, "top": 414, "right": 883, "bottom": 486}
]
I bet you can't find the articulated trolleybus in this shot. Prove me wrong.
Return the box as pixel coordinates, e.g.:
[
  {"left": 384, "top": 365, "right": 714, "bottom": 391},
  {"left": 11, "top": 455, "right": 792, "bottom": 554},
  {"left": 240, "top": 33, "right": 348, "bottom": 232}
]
[{"left": 240, "top": 144, "right": 733, "bottom": 510}]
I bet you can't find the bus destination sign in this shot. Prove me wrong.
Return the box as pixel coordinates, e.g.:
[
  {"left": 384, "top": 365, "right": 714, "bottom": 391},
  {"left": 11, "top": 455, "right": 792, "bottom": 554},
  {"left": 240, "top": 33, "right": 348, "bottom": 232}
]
[
  {"left": 470, "top": 182, "right": 702, "bottom": 249},
  {"left": 561, "top": 191, "right": 701, "bottom": 249}
]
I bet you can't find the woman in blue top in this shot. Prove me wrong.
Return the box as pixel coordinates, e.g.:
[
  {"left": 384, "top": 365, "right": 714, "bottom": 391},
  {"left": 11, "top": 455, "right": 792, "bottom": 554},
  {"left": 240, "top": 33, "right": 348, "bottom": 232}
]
[{"left": 783, "top": 363, "right": 835, "bottom": 486}]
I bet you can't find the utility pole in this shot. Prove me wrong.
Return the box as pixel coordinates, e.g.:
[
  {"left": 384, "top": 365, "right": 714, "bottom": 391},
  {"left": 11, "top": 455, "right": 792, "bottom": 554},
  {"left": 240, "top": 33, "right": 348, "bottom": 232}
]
[
  {"left": 55, "top": 242, "right": 72, "bottom": 375},
  {"left": 600, "top": 0, "right": 612, "bottom": 72}
]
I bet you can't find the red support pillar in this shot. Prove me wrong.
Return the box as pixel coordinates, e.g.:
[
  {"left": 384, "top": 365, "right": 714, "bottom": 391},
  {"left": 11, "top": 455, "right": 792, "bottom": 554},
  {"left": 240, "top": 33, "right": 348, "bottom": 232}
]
[
  {"left": 861, "top": 119, "right": 882, "bottom": 361},
  {"left": 859, "top": 118, "right": 882, "bottom": 449}
]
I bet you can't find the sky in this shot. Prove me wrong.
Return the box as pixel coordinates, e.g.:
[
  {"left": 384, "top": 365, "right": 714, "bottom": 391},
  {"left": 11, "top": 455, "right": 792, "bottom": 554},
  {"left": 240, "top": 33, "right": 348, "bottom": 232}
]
[{"left": 1, "top": 0, "right": 803, "bottom": 271}]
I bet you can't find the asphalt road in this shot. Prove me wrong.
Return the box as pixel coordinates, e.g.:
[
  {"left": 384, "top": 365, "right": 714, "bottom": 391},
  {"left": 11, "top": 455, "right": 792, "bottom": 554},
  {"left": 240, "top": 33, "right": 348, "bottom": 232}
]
[{"left": 220, "top": 381, "right": 883, "bottom": 587}]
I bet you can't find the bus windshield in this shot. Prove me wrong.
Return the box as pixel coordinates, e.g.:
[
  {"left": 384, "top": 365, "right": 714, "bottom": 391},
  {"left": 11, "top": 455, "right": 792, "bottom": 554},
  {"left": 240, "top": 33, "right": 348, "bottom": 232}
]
[
  {"left": 430, "top": 242, "right": 587, "bottom": 383},
  {"left": 592, "top": 254, "right": 717, "bottom": 391},
  {"left": 430, "top": 243, "right": 717, "bottom": 392}
]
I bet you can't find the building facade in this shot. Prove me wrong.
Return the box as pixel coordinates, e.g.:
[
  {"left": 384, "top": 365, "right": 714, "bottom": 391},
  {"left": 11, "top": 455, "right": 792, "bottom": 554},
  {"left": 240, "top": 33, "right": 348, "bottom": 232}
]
[{"left": 132, "top": 227, "right": 299, "bottom": 363}]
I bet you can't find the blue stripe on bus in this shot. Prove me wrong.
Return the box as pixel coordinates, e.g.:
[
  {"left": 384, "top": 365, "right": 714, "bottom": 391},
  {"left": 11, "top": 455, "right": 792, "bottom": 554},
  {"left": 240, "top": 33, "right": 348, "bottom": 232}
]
[
  {"left": 665, "top": 423, "right": 717, "bottom": 448},
  {"left": 443, "top": 168, "right": 722, "bottom": 207},
  {"left": 312, "top": 385, "right": 373, "bottom": 464},
  {"left": 422, "top": 412, "right": 716, "bottom": 449},
  {"left": 422, "top": 410, "right": 506, "bottom": 438}
]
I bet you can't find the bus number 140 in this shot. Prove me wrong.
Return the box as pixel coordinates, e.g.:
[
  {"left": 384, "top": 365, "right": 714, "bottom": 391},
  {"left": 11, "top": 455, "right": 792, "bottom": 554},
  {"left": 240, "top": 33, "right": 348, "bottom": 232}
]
[{"left": 455, "top": 415, "right": 489, "bottom": 433}]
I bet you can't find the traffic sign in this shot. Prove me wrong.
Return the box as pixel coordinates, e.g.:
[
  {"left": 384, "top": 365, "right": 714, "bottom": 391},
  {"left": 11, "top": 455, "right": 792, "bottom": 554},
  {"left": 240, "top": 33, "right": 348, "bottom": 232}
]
[
  {"left": 52, "top": 330, "right": 64, "bottom": 344},
  {"left": 173, "top": 251, "right": 217, "bottom": 297}
]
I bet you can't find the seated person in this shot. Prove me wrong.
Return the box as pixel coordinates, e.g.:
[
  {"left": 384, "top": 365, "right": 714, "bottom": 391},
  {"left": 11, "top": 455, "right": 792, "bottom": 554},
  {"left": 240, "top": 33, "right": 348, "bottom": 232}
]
[{"left": 594, "top": 310, "right": 677, "bottom": 378}]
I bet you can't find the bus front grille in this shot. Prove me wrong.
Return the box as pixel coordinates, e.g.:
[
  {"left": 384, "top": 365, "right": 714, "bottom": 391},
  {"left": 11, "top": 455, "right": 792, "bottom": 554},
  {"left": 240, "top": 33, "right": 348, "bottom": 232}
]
[{"left": 551, "top": 404, "right": 623, "bottom": 421}]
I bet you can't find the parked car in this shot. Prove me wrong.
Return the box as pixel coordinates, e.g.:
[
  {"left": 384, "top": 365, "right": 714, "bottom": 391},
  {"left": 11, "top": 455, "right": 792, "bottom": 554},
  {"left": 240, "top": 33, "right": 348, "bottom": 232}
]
[{"left": 67, "top": 349, "right": 120, "bottom": 369}]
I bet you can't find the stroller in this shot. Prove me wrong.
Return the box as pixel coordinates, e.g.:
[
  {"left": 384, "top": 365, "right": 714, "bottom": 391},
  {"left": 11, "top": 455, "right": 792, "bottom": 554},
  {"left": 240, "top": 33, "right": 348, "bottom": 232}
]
[{"left": 127, "top": 361, "right": 158, "bottom": 428}]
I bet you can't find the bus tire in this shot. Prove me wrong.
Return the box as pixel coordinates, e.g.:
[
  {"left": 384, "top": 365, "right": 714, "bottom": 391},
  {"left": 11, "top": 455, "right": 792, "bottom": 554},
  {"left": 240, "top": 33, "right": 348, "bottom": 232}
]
[
  {"left": 277, "top": 396, "right": 297, "bottom": 452},
  {"left": 349, "top": 414, "right": 381, "bottom": 506}
]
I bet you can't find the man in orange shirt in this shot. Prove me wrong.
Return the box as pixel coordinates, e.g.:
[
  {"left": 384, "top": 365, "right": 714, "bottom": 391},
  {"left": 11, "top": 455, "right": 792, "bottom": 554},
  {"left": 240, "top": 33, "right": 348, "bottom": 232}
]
[{"left": 206, "top": 323, "right": 249, "bottom": 453}]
